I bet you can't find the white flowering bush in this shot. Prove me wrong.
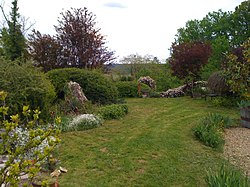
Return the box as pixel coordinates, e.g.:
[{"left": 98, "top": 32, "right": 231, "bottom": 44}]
[
  {"left": 10, "top": 127, "right": 57, "bottom": 161},
  {"left": 67, "top": 114, "right": 103, "bottom": 131}
]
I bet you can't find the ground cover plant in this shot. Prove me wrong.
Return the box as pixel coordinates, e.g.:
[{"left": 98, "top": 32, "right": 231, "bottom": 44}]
[{"left": 57, "top": 97, "right": 243, "bottom": 186}]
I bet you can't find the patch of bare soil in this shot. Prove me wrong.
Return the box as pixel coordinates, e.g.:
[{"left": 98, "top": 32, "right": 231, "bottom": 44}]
[{"left": 223, "top": 127, "right": 250, "bottom": 176}]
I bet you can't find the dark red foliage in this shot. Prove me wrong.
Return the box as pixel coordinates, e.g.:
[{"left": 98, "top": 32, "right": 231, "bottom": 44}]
[
  {"left": 29, "top": 30, "right": 62, "bottom": 72},
  {"left": 29, "top": 7, "right": 115, "bottom": 71},
  {"left": 169, "top": 42, "right": 212, "bottom": 80}
]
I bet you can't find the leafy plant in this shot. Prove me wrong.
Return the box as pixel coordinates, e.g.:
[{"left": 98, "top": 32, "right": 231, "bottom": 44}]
[
  {"left": 98, "top": 104, "right": 128, "bottom": 120},
  {"left": 47, "top": 68, "right": 118, "bottom": 105},
  {"left": 66, "top": 114, "right": 103, "bottom": 131},
  {"left": 223, "top": 38, "right": 250, "bottom": 99},
  {"left": 115, "top": 81, "right": 139, "bottom": 98},
  {"left": 0, "top": 59, "right": 56, "bottom": 121},
  {"left": 206, "top": 164, "right": 250, "bottom": 187},
  {"left": 193, "top": 113, "right": 234, "bottom": 149},
  {"left": 238, "top": 100, "right": 250, "bottom": 108},
  {"left": 0, "top": 91, "right": 61, "bottom": 186}
]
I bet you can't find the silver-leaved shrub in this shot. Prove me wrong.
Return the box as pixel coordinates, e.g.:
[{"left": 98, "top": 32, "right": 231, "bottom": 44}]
[{"left": 67, "top": 114, "right": 103, "bottom": 131}]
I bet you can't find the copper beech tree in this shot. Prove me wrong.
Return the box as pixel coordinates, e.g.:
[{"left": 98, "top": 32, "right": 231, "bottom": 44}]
[
  {"left": 29, "top": 7, "right": 115, "bottom": 71},
  {"left": 169, "top": 41, "right": 212, "bottom": 81}
]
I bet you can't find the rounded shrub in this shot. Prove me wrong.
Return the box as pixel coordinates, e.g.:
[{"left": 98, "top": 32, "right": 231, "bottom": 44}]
[
  {"left": 98, "top": 104, "right": 128, "bottom": 120},
  {"left": 0, "top": 59, "right": 56, "bottom": 120},
  {"left": 47, "top": 68, "right": 118, "bottom": 105},
  {"left": 66, "top": 114, "right": 103, "bottom": 131},
  {"left": 115, "top": 81, "right": 139, "bottom": 98}
]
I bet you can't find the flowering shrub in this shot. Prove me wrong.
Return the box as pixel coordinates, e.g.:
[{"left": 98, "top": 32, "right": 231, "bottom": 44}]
[
  {"left": 10, "top": 127, "right": 57, "bottom": 160},
  {"left": 0, "top": 91, "right": 60, "bottom": 186},
  {"left": 66, "top": 114, "right": 103, "bottom": 131}
]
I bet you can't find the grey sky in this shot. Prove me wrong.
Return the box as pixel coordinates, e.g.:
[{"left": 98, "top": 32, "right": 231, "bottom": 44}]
[{"left": 2, "top": 0, "right": 246, "bottom": 61}]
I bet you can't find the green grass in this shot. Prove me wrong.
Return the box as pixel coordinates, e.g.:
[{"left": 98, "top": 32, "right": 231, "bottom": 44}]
[{"left": 57, "top": 97, "right": 239, "bottom": 186}]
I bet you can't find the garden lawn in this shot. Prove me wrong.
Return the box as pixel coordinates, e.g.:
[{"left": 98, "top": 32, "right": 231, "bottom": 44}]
[{"left": 58, "top": 97, "right": 239, "bottom": 187}]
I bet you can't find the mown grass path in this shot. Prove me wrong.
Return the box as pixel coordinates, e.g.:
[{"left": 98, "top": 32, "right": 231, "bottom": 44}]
[{"left": 58, "top": 97, "right": 238, "bottom": 187}]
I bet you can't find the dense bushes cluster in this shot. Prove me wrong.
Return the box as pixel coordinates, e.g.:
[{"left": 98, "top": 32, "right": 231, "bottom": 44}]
[
  {"left": 0, "top": 59, "right": 56, "bottom": 120},
  {"left": 47, "top": 68, "right": 118, "bottom": 105},
  {"left": 98, "top": 104, "right": 128, "bottom": 120}
]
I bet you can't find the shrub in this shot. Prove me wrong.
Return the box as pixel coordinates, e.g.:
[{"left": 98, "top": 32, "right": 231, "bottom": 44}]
[
  {"left": 210, "top": 96, "right": 240, "bottom": 108},
  {"left": 149, "top": 91, "right": 161, "bottom": 98},
  {"left": 98, "top": 104, "right": 128, "bottom": 120},
  {"left": 120, "top": 75, "right": 134, "bottom": 81},
  {"left": 0, "top": 91, "right": 60, "bottom": 186},
  {"left": 206, "top": 164, "right": 250, "bottom": 187},
  {"left": 66, "top": 114, "right": 103, "bottom": 131},
  {"left": 115, "top": 81, "right": 139, "bottom": 98},
  {"left": 193, "top": 113, "right": 234, "bottom": 149},
  {"left": 47, "top": 68, "right": 118, "bottom": 105},
  {"left": 207, "top": 71, "right": 230, "bottom": 95},
  {"left": 0, "top": 59, "right": 56, "bottom": 120}
]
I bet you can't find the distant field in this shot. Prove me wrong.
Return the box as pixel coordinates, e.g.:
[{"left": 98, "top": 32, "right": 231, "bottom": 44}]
[{"left": 58, "top": 97, "right": 239, "bottom": 187}]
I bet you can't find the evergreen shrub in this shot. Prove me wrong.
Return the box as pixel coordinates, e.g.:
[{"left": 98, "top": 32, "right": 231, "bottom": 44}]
[
  {"left": 47, "top": 68, "right": 118, "bottom": 105},
  {"left": 0, "top": 59, "right": 56, "bottom": 120}
]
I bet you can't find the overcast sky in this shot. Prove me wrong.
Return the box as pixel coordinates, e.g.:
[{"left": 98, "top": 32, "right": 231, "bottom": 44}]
[{"left": 2, "top": 0, "right": 246, "bottom": 61}]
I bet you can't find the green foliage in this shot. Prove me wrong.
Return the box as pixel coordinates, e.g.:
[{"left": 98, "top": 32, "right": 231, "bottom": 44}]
[
  {"left": 98, "top": 104, "right": 128, "bottom": 120},
  {"left": 193, "top": 113, "right": 234, "bottom": 149},
  {"left": 149, "top": 91, "right": 161, "bottom": 98},
  {"left": 47, "top": 68, "right": 118, "bottom": 105},
  {"left": 115, "top": 81, "right": 139, "bottom": 98},
  {"left": 119, "top": 75, "right": 134, "bottom": 81},
  {"left": 175, "top": 1, "right": 250, "bottom": 79},
  {"left": 0, "top": 0, "right": 28, "bottom": 61},
  {"left": 210, "top": 96, "right": 240, "bottom": 108},
  {"left": 206, "top": 164, "right": 250, "bottom": 187},
  {"left": 201, "top": 36, "right": 231, "bottom": 80},
  {"left": 0, "top": 58, "right": 56, "bottom": 120},
  {"left": 223, "top": 38, "right": 250, "bottom": 99},
  {"left": 237, "top": 100, "right": 250, "bottom": 108},
  {"left": 0, "top": 91, "right": 61, "bottom": 186}
]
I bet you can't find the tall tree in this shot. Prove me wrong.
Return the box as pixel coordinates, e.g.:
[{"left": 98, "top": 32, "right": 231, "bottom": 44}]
[
  {"left": 55, "top": 7, "right": 115, "bottom": 69},
  {"left": 29, "top": 7, "right": 115, "bottom": 70},
  {"left": 0, "top": 0, "right": 27, "bottom": 61},
  {"left": 169, "top": 41, "right": 212, "bottom": 81},
  {"left": 231, "top": 1, "right": 250, "bottom": 47}
]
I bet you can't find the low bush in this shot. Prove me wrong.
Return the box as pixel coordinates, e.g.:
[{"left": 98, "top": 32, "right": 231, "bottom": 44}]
[
  {"left": 0, "top": 59, "right": 56, "bottom": 120},
  {"left": 47, "top": 68, "right": 118, "bottom": 105},
  {"left": 65, "top": 114, "right": 103, "bottom": 131},
  {"left": 210, "top": 96, "right": 240, "bottom": 108},
  {"left": 115, "top": 81, "right": 139, "bottom": 98},
  {"left": 98, "top": 104, "right": 128, "bottom": 120},
  {"left": 206, "top": 164, "right": 250, "bottom": 187},
  {"left": 149, "top": 91, "right": 161, "bottom": 98},
  {"left": 193, "top": 113, "right": 234, "bottom": 149}
]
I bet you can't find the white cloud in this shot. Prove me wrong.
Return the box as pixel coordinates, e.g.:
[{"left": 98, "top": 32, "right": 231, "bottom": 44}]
[{"left": 104, "top": 2, "right": 127, "bottom": 8}]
